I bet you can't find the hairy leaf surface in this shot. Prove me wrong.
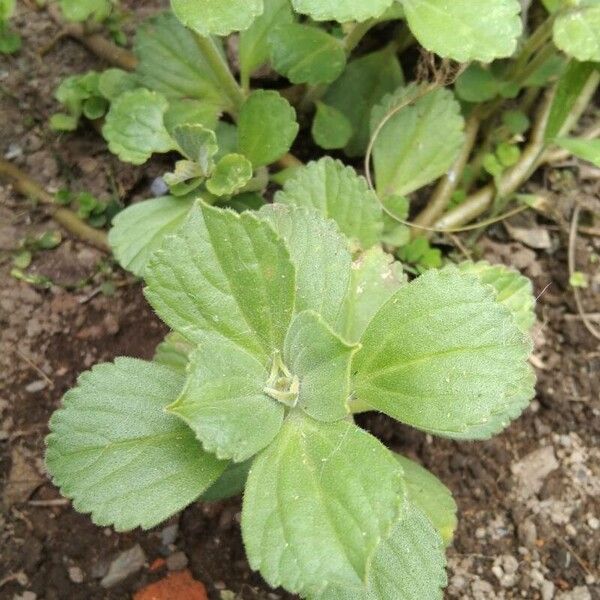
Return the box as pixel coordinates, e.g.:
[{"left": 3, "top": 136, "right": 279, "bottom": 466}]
[
  {"left": 554, "top": 2, "right": 600, "bottom": 62},
  {"left": 291, "top": 0, "right": 394, "bottom": 22},
  {"left": 168, "top": 338, "right": 284, "bottom": 462},
  {"left": 45, "top": 358, "right": 227, "bottom": 531},
  {"left": 242, "top": 413, "right": 405, "bottom": 596},
  {"left": 401, "top": 0, "right": 522, "bottom": 62},
  {"left": 145, "top": 203, "right": 295, "bottom": 360},
  {"left": 275, "top": 157, "right": 383, "bottom": 249},
  {"left": 353, "top": 268, "right": 535, "bottom": 439},
  {"left": 154, "top": 332, "right": 194, "bottom": 373},
  {"left": 206, "top": 154, "right": 254, "bottom": 196}
]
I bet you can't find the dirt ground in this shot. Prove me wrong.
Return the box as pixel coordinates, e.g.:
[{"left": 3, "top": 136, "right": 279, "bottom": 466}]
[{"left": 1, "top": 3, "right": 599, "bottom": 600}]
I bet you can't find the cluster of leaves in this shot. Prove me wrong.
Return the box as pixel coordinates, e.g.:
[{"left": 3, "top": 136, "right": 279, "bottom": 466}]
[{"left": 0, "top": 0, "right": 21, "bottom": 54}]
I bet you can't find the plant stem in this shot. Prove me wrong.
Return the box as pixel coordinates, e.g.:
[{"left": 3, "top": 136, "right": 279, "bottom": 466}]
[
  {"left": 193, "top": 34, "right": 246, "bottom": 114},
  {"left": 0, "top": 160, "right": 110, "bottom": 251}
]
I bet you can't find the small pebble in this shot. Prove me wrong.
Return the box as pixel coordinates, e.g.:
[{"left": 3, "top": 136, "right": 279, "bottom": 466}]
[
  {"left": 587, "top": 516, "right": 599, "bottom": 530},
  {"left": 68, "top": 566, "right": 84, "bottom": 583},
  {"left": 25, "top": 380, "right": 47, "bottom": 393},
  {"left": 166, "top": 551, "right": 188, "bottom": 572},
  {"left": 541, "top": 579, "right": 555, "bottom": 600}
]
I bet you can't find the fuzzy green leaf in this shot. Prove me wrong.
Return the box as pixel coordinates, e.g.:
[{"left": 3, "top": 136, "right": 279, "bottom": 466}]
[
  {"left": 284, "top": 311, "right": 359, "bottom": 422},
  {"left": 45, "top": 358, "right": 227, "bottom": 531},
  {"left": 323, "top": 48, "right": 404, "bottom": 157},
  {"left": 258, "top": 204, "right": 352, "bottom": 327},
  {"left": 556, "top": 137, "right": 600, "bottom": 168},
  {"left": 201, "top": 460, "right": 252, "bottom": 502},
  {"left": 134, "top": 13, "right": 228, "bottom": 106},
  {"left": 458, "top": 261, "right": 536, "bottom": 332},
  {"left": 353, "top": 268, "right": 535, "bottom": 439},
  {"left": 171, "top": 0, "right": 264, "bottom": 36},
  {"left": 268, "top": 24, "right": 347, "bottom": 85},
  {"left": 275, "top": 157, "right": 383, "bottom": 249},
  {"left": 238, "top": 90, "right": 299, "bottom": 167},
  {"left": 102, "top": 89, "right": 175, "bottom": 165},
  {"left": 144, "top": 203, "right": 295, "bottom": 361},
  {"left": 401, "top": 0, "right": 522, "bottom": 62},
  {"left": 206, "top": 154, "right": 254, "bottom": 196},
  {"left": 291, "top": 0, "right": 394, "bottom": 22},
  {"left": 97, "top": 68, "right": 138, "bottom": 101},
  {"left": 168, "top": 338, "right": 284, "bottom": 462},
  {"left": 337, "top": 246, "right": 406, "bottom": 343},
  {"left": 154, "top": 332, "right": 194, "bottom": 373},
  {"left": 372, "top": 86, "right": 465, "bottom": 198},
  {"left": 312, "top": 102, "right": 353, "bottom": 150},
  {"left": 163, "top": 99, "right": 222, "bottom": 136},
  {"left": 395, "top": 454, "right": 457, "bottom": 545},
  {"left": 239, "top": 0, "right": 294, "bottom": 85},
  {"left": 242, "top": 413, "right": 405, "bottom": 597},
  {"left": 553, "top": 2, "right": 600, "bottom": 62},
  {"left": 109, "top": 195, "right": 195, "bottom": 277},
  {"left": 59, "top": 0, "right": 111, "bottom": 22},
  {"left": 172, "top": 124, "right": 218, "bottom": 170}
]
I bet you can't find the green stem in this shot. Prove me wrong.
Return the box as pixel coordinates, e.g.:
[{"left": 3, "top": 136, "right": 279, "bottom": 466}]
[{"left": 194, "top": 34, "right": 246, "bottom": 114}]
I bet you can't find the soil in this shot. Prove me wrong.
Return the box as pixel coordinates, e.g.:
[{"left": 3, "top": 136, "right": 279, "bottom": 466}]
[{"left": 1, "top": 3, "right": 599, "bottom": 600}]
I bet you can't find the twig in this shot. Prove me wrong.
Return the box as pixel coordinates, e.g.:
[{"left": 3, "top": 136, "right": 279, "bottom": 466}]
[
  {"left": 0, "top": 159, "right": 110, "bottom": 251},
  {"left": 568, "top": 205, "right": 600, "bottom": 340},
  {"left": 28, "top": 498, "right": 70, "bottom": 507},
  {"left": 16, "top": 349, "right": 53, "bottom": 386}
]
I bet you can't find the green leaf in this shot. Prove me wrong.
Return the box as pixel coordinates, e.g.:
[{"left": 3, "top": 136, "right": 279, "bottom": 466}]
[
  {"left": 171, "top": 0, "right": 264, "bottom": 36},
  {"left": 168, "top": 338, "right": 284, "bottom": 462},
  {"left": 458, "top": 261, "right": 536, "bottom": 333},
  {"left": 312, "top": 102, "right": 353, "bottom": 150},
  {"left": 258, "top": 204, "right": 352, "bottom": 327},
  {"left": 59, "top": 0, "right": 111, "bottom": 21},
  {"left": 145, "top": 203, "right": 295, "bottom": 361},
  {"left": 284, "top": 311, "right": 359, "bottom": 422},
  {"left": 242, "top": 413, "right": 404, "bottom": 596},
  {"left": 238, "top": 90, "right": 299, "bottom": 167},
  {"left": 553, "top": 2, "right": 600, "bottom": 62},
  {"left": 45, "top": 358, "right": 227, "bottom": 531},
  {"left": 373, "top": 86, "right": 465, "bottom": 198},
  {"left": 201, "top": 460, "right": 252, "bottom": 502},
  {"left": 134, "top": 13, "right": 228, "bottom": 106},
  {"left": 163, "top": 99, "right": 222, "bottom": 135},
  {"left": 97, "top": 68, "right": 138, "bottom": 100},
  {"left": 0, "top": 0, "right": 15, "bottom": 20},
  {"left": 275, "top": 157, "right": 383, "bottom": 249},
  {"left": 455, "top": 64, "right": 503, "bottom": 102},
  {"left": 353, "top": 268, "right": 535, "bottom": 439},
  {"left": 82, "top": 96, "right": 108, "bottom": 120},
  {"left": 545, "top": 61, "right": 597, "bottom": 142},
  {"left": 0, "top": 27, "right": 20, "bottom": 54},
  {"left": 102, "top": 89, "right": 175, "bottom": 165},
  {"left": 172, "top": 124, "right": 218, "bottom": 172},
  {"left": 164, "top": 161, "right": 205, "bottom": 191},
  {"left": 337, "top": 246, "right": 406, "bottom": 343},
  {"left": 313, "top": 504, "right": 446, "bottom": 600},
  {"left": 402, "top": 0, "right": 522, "bottom": 62},
  {"left": 291, "top": 0, "right": 394, "bottom": 22},
  {"left": 154, "top": 332, "right": 194, "bottom": 373},
  {"left": 268, "top": 23, "right": 346, "bottom": 85},
  {"left": 323, "top": 48, "right": 404, "bottom": 157},
  {"left": 239, "top": 0, "right": 294, "bottom": 85},
  {"left": 206, "top": 153, "right": 254, "bottom": 196},
  {"left": 556, "top": 137, "right": 600, "bottom": 168},
  {"left": 395, "top": 454, "right": 457, "bottom": 545},
  {"left": 108, "top": 195, "right": 195, "bottom": 277},
  {"left": 50, "top": 113, "right": 79, "bottom": 132}
]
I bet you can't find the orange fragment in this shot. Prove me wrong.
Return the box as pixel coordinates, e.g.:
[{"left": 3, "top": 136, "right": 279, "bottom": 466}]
[
  {"left": 148, "top": 558, "right": 167, "bottom": 572},
  {"left": 133, "top": 570, "right": 208, "bottom": 600}
]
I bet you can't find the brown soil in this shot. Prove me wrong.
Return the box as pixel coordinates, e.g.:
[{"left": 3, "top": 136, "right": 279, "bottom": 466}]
[{"left": 1, "top": 3, "right": 599, "bottom": 600}]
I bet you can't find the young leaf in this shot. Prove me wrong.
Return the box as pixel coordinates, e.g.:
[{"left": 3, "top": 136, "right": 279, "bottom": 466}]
[
  {"left": 312, "top": 102, "right": 353, "bottom": 150},
  {"left": 258, "top": 204, "right": 352, "bottom": 327},
  {"left": 291, "top": 0, "right": 394, "bottom": 23},
  {"left": 206, "top": 153, "right": 254, "bottom": 196},
  {"left": 171, "top": 0, "right": 264, "bottom": 36},
  {"left": 168, "top": 338, "right": 284, "bottom": 462},
  {"left": 284, "top": 311, "right": 359, "bottom": 422},
  {"left": 401, "top": 0, "right": 522, "bottom": 62},
  {"left": 164, "top": 99, "right": 222, "bottom": 135},
  {"left": 108, "top": 195, "right": 195, "bottom": 277},
  {"left": 45, "top": 358, "right": 227, "bottom": 531},
  {"left": 144, "top": 203, "right": 296, "bottom": 360},
  {"left": 395, "top": 454, "right": 457, "bottom": 545},
  {"left": 154, "top": 332, "right": 194, "bottom": 373},
  {"left": 455, "top": 64, "right": 503, "bottom": 103},
  {"left": 59, "top": 0, "right": 111, "bottom": 22},
  {"left": 242, "top": 413, "right": 405, "bottom": 596},
  {"left": 275, "top": 157, "right": 383, "bottom": 249},
  {"left": 239, "top": 0, "right": 294, "bottom": 86},
  {"left": 323, "top": 48, "right": 404, "bottom": 157},
  {"left": 458, "top": 261, "right": 536, "bottom": 333},
  {"left": 337, "top": 246, "right": 406, "bottom": 343},
  {"left": 172, "top": 124, "right": 218, "bottom": 170},
  {"left": 238, "top": 90, "right": 299, "bottom": 167},
  {"left": 372, "top": 86, "right": 465, "bottom": 198},
  {"left": 555, "top": 138, "right": 600, "bottom": 168},
  {"left": 268, "top": 23, "right": 347, "bottom": 85},
  {"left": 553, "top": 2, "right": 600, "bottom": 62},
  {"left": 353, "top": 268, "right": 535, "bottom": 439},
  {"left": 134, "top": 13, "right": 228, "bottom": 106},
  {"left": 102, "top": 89, "right": 175, "bottom": 165},
  {"left": 97, "top": 68, "right": 138, "bottom": 101}
]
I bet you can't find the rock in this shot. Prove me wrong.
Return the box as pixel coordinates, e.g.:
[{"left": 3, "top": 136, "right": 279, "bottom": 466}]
[
  {"left": 14, "top": 593, "right": 36, "bottom": 600},
  {"left": 541, "top": 579, "right": 555, "bottom": 600},
  {"left": 151, "top": 177, "right": 169, "bottom": 197},
  {"left": 100, "top": 544, "right": 146, "bottom": 588},
  {"left": 68, "top": 566, "right": 84, "bottom": 583},
  {"left": 160, "top": 523, "right": 179, "bottom": 546},
  {"left": 518, "top": 519, "right": 537, "bottom": 549},
  {"left": 557, "top": 587, "right": 591, "bottom": 600},
  {"left": 587, "top": 516, "right": 599, "bottom": 530},
  {"left": 133, "top": 570, "right": 208, "bottom": 600},
  {"left": 25, "top": 380, "right": 47, "bottom": 393},
  {"left": 166, "top": 551, "right": 189, "bottom": 572},
  {"left": 511, "top": 446, "right": 559, "bottom": 499}
]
